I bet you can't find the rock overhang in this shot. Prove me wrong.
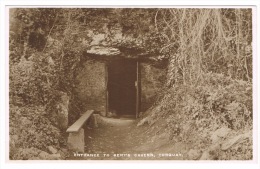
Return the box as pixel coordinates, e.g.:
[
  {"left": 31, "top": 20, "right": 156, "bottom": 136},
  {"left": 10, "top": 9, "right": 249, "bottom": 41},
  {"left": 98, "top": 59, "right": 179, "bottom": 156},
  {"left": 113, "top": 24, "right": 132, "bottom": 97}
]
[{"left": 87, "top": 46, "right": 121, "bottom": 56}]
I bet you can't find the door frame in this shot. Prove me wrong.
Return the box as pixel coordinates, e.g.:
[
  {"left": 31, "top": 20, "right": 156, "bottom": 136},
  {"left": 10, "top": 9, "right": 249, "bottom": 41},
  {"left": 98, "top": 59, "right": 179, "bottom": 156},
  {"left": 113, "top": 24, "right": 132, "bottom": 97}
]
[
  {"left": 105, "top": 63, "right": 108, "bottom": 117},
  {"left": 135, "top": 61, "right": 141, "bottom": 118}
]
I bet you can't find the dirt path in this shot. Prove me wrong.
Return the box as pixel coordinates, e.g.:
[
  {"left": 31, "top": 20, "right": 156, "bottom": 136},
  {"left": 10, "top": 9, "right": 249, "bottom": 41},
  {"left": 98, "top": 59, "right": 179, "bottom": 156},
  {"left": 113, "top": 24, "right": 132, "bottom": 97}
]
[{"left": 68, "top": 116, "right": 185, "bottom": 160}]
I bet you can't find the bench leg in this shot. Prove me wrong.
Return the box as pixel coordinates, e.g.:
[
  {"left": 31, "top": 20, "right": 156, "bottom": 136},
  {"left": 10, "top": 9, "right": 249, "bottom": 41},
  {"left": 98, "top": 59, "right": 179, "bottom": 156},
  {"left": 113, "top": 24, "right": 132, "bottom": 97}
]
[
  {"left": 67, "top": 128, "right": 84, "bottom": 153},
  {"left": 89, "top": 114, "right": 99, "bottom": 128}
]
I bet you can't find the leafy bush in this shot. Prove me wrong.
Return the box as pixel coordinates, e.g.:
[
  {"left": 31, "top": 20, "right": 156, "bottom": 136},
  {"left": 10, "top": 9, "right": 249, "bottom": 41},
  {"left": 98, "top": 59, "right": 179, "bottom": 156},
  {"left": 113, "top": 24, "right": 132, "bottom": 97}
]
[
  {"left": 9, "top": 50, "right": 60, "bottom": 105},
  {"left": 9, "top": 105, "right": 66, "bottom": 160},
  {"left": 143, "top": 72, "right": 252, "bottom": 159}
]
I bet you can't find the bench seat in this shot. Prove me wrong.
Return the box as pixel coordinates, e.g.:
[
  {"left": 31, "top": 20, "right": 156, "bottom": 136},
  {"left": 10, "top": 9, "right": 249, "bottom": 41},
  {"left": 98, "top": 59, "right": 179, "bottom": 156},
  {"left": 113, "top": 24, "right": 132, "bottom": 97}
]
[{"left": 66, "top": 110, "right": 94, "bottom": 133}]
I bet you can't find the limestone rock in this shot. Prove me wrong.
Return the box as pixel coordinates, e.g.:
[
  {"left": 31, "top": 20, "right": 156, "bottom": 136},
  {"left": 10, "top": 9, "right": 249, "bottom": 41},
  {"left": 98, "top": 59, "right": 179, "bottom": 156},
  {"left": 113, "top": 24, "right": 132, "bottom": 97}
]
[
  {"left": 87, "top": 46, "right": 121, "bottom": 56},
  {"left": 16, "top": 147, "right": 41, "bottom": 159},
  {"left": 57, "top": 92, "right": 69, "bottom": 130},
  {"left": 221, "top": 131, "right": 251, "bottom": 150},
  {"left": 29, "top": 157, "right": 40, "bottom": 160},
  {"left": 38, "top": 150, "right": 62, "bottom": 160},
  {"left": 100, "top": 111, "right": 106, "bottom": 117},
  {"left": 49, "top": 153, "right": 61, "bottom": 160},
  {"left": 200, "top": 144, "right": 220, "bottom": 160},
  {"left": 187, "top": 149, "right": 202, "bottom": 160},
  {"left": 10, "top": 135, "right": 19, "bottom": 148},
  {"left": 20, "top": 117, "right": 31, "bottom": 126},
  {"left": 199, "top": 150, "right": 211, "bottom": 160},
  {"left": 107, "top": 111, "right": 113, "bottom": 118},
  {"left": 59, "top": 148, "right": 69, "bottom": 157},
  {"left": 107, "top": 111, "right": 118, "bottom": 118},
  {"left": 137, "top": 117, "right": 149, "bottom": 127},
  {"left": 61, "top": 148, "right": 68, "bottom": 153},
  {"left": 211, "top": 127, "right": 231, "bottom": 143},
  {"left": 12, "top": 135, "right": 19, "bottom": 140},
  {"left": 47, "top": 146, "right": 58, "bottom": 154},
  {"left": 39, "top": 151, "right": 50, "bottom": 160},
  {"left": 48, "top": 91, "right": 69, "bottom": 130},
  {"left": 107, "top": 112, "right": 112, "bottom": 118}
]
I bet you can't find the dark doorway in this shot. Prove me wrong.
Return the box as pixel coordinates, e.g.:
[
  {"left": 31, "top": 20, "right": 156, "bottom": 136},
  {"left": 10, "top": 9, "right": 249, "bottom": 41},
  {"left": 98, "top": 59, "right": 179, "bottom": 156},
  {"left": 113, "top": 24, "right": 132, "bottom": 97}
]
[{"left": 107, "top": 59, "right": 137, "bottom": 117}]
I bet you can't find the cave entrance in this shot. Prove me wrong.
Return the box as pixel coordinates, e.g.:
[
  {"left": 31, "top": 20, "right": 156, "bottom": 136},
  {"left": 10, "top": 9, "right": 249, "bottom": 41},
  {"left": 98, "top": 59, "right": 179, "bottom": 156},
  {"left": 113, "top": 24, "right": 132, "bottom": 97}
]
[{"left": 106, "top": 59, "right": 140, "bottom": 118}]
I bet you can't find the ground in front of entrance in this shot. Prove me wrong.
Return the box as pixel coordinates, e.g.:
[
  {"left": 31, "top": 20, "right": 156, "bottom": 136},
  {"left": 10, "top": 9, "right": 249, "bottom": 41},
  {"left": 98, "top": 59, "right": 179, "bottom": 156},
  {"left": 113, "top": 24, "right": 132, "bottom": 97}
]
[{"left": 67, "top": 115, "right": 185, "bottom": 160}]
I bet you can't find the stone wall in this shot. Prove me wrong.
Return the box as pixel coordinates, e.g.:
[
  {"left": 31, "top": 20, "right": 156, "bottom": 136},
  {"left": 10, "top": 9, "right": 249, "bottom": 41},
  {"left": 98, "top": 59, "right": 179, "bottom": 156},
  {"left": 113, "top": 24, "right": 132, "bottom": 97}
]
[
  {"left": 140, "top": 63, "right": 166, "bottom": 112},
  {"left": 74, "top": 60, "right": 106, "bottom": 113}
]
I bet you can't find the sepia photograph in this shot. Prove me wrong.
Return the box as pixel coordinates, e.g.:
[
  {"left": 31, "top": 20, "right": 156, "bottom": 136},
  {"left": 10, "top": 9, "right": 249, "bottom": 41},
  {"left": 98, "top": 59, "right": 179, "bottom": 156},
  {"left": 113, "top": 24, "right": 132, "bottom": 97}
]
[{"left": 8, "top": 7, "right": 253, "bottom": 161}]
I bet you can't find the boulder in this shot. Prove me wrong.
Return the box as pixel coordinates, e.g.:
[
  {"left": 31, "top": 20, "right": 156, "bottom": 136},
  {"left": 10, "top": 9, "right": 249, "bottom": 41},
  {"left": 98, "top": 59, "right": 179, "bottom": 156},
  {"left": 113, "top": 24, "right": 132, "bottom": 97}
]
[
  {"left": 199, "top": 150, "right": 211, "bottom": 160},
  {"left": 187, "top": 149, "right": 202, "bottom": 160},
  {"left": 211, "top": 127, "right": 231, "bottom": 143},
  {"left": 221, "top": 131, "right": 251, "bottom": 150},
  {"left": 137, "top": 117, "right": 149, "bottom": 127},
  {"left": 39, "top": 151, "right": 50, "bottom": 160},
  {"left": 47, "top": 91, "right": 69, "bottom": 130},
  {"left": 20, "top": 117, "right": 31, "bottom": 126},
  {"left": 10, "top": 135, "right": 18, "bottom": 148},
  {"left": 16, "top": 147, "right": 41, "bottom": 160},
  {"left": 100, "top": 111, "right": 106, "bottom": 117},
  {"left": 12, "top": 135, "right": 19, "bottom": 140},
  {"left": 57, "top": 92, "right": 69, "bottom": 130},
  {"left": 38, "top": 150, "right": 62, "bottom": 160},
  {"left": 47, "top": 146, "right": 58, "bottom": 154},
  {"left": 107, "top": 111, "right": 113, "bottom": 118},
  {"left": 29, "top": 157, "right": 40, "bottom": 160},
  {"left": 49, "top": 153, "right": 61, "bottom": 160},
  {"left": 200, "top": 144, "right": 221, "bottom": 160}
]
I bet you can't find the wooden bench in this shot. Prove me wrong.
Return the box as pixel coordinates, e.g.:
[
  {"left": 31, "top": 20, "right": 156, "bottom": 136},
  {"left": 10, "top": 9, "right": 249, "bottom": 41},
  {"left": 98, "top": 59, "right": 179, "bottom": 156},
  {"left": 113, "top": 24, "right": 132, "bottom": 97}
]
[{"left": 66, "top": 110, "right": 94, "bottom": 153}]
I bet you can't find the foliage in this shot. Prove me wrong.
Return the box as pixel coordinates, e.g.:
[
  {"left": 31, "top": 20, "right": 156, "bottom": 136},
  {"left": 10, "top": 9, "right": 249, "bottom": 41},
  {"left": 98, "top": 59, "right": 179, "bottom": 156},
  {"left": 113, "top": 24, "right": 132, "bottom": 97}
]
[
  {"left": 143, "top": 72, "right": 252, "bottom": 159},
  {"left": 10, "top": 51, "right": 56, "bottom": 105},
  {"left": 10, "top": 9, "right": 82, "bottom": 105},
  {"left": 154, "top": 9, "right": 252, "bottom": 86},
  {"left": 9, "top": 105, "right": 66, "bottom": 160}
]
